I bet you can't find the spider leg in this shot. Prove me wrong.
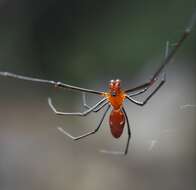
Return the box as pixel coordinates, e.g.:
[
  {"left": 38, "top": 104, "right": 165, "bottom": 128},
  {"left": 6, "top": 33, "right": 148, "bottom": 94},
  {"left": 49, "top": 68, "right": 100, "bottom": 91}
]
[
  {"left": 0, "top": 72, "right": 103, "bottom": 95},
  {"left": 126, "top": 73, "right": 166, "bottom": 106},
  {"left": 122, "top": 107, "right": 131, "bottom": 155},
  {"left": 82, "top": 92, "right": 108, "bottom": 112},
  {"left": 125, "top": 10, "right": 196, "bottom": 94},
  {"left": 58, "top": 105, "right": 110, "bottom": 140},
  {"left": 128, "top": 40, "right": 170, "bottom": 98},
  {"left": 128, "top": 87, "right": 148, "bottom": 97},
  {"left": 48, "top": 97, "right": 107, "bottom": 116},
  {"left": 164, "top": 41, "right": 170, "bottom": 59}
]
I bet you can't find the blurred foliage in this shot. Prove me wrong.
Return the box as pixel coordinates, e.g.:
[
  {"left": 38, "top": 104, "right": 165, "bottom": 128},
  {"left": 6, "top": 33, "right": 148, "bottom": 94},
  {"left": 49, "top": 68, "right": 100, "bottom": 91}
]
[{"left": 0, "top": 0, "right": 195, "bottom": 84}]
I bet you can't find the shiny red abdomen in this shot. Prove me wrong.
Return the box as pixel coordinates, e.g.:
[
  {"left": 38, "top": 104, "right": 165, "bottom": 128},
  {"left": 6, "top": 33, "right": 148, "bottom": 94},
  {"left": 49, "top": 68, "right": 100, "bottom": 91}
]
[{"left": 109, "top": 110, "right": 125, "bottom": 138}]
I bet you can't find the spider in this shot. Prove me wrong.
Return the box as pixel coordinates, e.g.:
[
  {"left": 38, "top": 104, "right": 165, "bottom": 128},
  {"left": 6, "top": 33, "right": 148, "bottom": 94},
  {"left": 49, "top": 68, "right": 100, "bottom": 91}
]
[{"left": 0, "top": 10, "right": 195, "bottom": 155}]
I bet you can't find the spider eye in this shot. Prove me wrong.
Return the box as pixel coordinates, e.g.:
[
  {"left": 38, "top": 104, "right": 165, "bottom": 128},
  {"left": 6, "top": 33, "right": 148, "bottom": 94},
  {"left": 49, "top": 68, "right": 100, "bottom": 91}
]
[
  {"left": 115, "top": 79, "right": 121, "bottom": 86},
  {"left": 111, "top": 92, "right": 116, "bottom": 97}
]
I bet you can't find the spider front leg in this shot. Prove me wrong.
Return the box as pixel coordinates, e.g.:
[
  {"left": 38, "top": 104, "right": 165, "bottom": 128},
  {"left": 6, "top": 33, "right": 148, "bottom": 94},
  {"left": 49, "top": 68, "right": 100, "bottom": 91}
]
[
  {"left": 127, "top": 40, "right": 170, "bottom": 97},
  {"left": 58, "top": 105, "right": 110, "bottom": 140},
  {"left": 126, "top": 73, "right": 166, "bottom": 106},
  {"left": 127, "top": 41, "right": 169, "bottom": 105},
  {"left": 125, "top": 15, "right": 194, "bottom": 95},
  {"left": 48, "top": 97, "right": 107, "bottom": 116}
]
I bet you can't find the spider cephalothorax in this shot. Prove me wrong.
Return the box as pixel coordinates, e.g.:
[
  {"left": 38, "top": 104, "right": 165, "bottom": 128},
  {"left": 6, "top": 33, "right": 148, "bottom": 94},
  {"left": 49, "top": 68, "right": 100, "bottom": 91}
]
[{"left": 106, "top": 79, "right": 126, "bottom": 110}]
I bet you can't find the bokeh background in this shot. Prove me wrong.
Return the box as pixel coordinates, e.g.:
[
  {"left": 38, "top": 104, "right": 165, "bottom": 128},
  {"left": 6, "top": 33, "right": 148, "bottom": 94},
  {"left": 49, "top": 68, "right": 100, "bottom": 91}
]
[{"left": 0, "top": 0, "right": 196, "bottom": 190}]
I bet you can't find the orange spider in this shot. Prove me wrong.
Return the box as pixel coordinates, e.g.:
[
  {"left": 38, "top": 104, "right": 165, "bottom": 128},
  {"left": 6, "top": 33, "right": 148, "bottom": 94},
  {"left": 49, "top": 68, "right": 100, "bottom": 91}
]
[{"left": 0, "top": 10, "right": 195, "bottom": 154}]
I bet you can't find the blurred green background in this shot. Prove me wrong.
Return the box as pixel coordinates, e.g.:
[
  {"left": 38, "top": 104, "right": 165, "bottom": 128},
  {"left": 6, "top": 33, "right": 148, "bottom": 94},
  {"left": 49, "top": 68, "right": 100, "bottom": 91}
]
[{"left": 0, "top": 0, "right": 196, "bottom": 190}]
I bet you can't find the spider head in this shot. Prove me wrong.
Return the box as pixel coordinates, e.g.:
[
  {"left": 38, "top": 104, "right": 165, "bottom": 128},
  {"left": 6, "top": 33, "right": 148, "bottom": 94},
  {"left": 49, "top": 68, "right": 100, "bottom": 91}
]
[{"left": 109, "top": 79, "right": 121, "bottom": 97}]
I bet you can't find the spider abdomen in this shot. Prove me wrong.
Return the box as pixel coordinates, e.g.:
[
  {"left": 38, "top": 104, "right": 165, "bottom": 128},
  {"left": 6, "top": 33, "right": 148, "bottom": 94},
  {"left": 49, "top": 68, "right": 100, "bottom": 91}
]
[{"left": 109, "top": 109, "right": 125, "bottom": 138}]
